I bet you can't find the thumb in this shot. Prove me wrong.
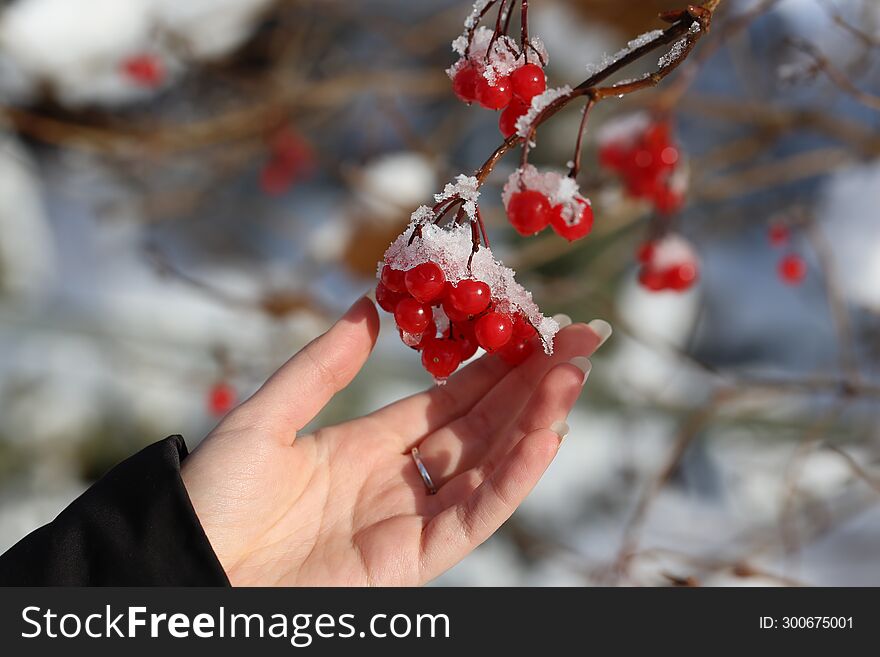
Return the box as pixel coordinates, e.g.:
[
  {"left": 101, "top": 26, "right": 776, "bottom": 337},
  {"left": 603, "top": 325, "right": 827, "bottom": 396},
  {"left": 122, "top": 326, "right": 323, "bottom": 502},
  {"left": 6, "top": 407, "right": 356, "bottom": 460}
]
[{"left": 243, "top": 295, "right": 379, "bottom": 439}]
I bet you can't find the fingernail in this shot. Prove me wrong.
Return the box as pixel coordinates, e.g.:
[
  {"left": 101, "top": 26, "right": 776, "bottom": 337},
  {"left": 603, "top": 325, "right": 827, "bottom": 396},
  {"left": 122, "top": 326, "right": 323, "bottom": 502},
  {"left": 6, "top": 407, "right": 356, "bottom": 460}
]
[
  {"left": 553, "top": 313, "right": 572, "bottom": 329},
  {"left": 550, "top": 420, "right": 570, "bottom": 441},
  {"left": 587, "top": 319, "right": 613, "bottom": 347},
  {"left": 568, "top": 357, "right": 592, "bottom": 385}
]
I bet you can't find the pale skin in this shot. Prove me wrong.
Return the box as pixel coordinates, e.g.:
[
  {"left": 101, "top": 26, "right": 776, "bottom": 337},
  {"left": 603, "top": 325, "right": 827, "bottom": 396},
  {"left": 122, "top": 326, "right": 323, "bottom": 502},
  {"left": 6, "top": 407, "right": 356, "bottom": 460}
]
[{"left": 181, "top": 296, "right": 603, "bottom": 586}]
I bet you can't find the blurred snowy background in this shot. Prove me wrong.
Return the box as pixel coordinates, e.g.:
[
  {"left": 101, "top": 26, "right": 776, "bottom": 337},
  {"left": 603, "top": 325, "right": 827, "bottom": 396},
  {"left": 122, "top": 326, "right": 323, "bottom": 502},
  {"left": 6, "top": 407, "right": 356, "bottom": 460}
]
[{"left": 1, "top": 0, "right": 880, "bottom": 586}]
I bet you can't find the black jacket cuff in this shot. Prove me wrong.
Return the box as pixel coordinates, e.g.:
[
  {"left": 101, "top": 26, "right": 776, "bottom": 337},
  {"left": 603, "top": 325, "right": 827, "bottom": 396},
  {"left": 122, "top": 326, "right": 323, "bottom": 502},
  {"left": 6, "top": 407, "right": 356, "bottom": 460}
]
[{"left": 0, "top": 435, "right": 230, "bottom": 586}]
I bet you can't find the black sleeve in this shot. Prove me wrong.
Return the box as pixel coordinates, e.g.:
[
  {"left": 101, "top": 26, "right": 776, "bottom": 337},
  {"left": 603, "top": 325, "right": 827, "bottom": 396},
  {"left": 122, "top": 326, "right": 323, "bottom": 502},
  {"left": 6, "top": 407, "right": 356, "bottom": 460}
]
[{"left": 0, "top": 435, "right": 229, "bottom": 586}]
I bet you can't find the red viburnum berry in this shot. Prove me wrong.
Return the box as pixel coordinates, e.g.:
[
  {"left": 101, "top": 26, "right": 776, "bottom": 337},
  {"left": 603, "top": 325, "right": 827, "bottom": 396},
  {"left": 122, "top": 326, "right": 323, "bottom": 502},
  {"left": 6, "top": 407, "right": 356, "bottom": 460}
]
[
  {"left": 452, "top": 64, "right": 481, "bottom": 103},
  {"left": 449, "top": 327, "right": 479, "bottom": 361},
  {"left": 510, "top": 63, "right": 546, "bottom": 103},
  {"left": 665, "top": 263, "right": 698, "bottom": 291},
  {"left": 778, "top": 253, "right": 806, "bottom": 285},
  {"left": 381, "top": 265, "right": 407, "bottom": 293},
  {"left": 475, "top": 75, "right": 513, "bottom": 110},
  {"left": 653, "top": 185, "right": 684, "bottom": 215},
  {"left": 507, "top": 189, "right": 552, "bottom": 236},
  {"left": 638, "top": 267, "right": 666, "bottom": 291},
  {"left": 499, "top": 99, "right": 528, "bottom": 138},
  {"left": 549, "top": 198, "right": 594, "bottom": 242},
  {"left": 422, "top": 339, "right": 462, "bottom": 379},
  {"left": 447, "top": 279, "right": 492, "bottom": 315},
  {"left": 768, "top": 223, "right": 790, "bottom": 247},
  {"left": 511, "top": 314, "right": 537, "bottom": 340},
  {"left": 475, "top": 311, "right": 513, "bottom": 351},
  {"left": 122, "top": 54, "right": 164, "bottom": 87},
  {"left": 405, "top": 261, "right": 446, "bottom": 302},
  {"left": 497, "top": 337, "right": 534, "bottom": 365},
  {"left": 395, "top": 298, "right": 432, "bottom": 334},
  {"left": 636, "top": 241, "right": 655, "bottom": 264},
  {"left": 208, "top": 381, "right": 236, "bottom": 416},
  {"left": 375, "top": 282, "right": 407, "bottom": 313}
]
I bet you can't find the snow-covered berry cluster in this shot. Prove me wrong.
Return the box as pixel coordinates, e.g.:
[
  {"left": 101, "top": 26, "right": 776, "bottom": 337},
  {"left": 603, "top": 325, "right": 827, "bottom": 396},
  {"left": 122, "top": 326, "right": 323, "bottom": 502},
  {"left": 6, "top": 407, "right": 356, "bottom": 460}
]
[
  {"left": 767, "top": 221, "right": 806, "bottom": 286},
  {"left": 598, "top": 114, "right": 686, "bottom": 215},
  {"left": 377, "top": 218, "right": 558, "bottom": 382},
  {"left": 448, "top": 25, "right": 549, "bottom": 136},
  {"left": 502, "top": 165, "right": 594, "bottom": 241},
  {"left": 636, "top": 234, "right": 699, "bottom": 292}
]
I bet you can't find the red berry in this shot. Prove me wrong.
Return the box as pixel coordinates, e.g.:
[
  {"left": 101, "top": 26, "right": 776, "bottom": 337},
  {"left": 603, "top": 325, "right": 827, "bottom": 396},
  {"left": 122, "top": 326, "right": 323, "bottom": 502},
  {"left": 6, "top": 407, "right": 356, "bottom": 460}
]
[
  {"left": 208, "top": 382, "right": 236, "bottom": 416},
  {"left": 450, "top": 330, "right": 479, "bottom": 361},
  {"left": 422, "top": 339, "right": 462, "bottom": 379},
  {"left": 511, "top": 314, "right": 537, "bottom": 340},
  {"left": 599, "top": 142, "right": 629, "bottom": 170},
  {"left": 497, "top": 338, "right": 535, "bottom": 365},
  {"left": 510, "top": 63, "right": 546, "bottom": 102},
  {"left": 549, "top": 199, "right": 594, "bottom": 242},
  {"left": 375, "top": 282, "right": 407, "bottom": 313},
  {"left": 452, "top": 64, "right": 481, "bottom": 103},
  {"left": 778, "top": 254, "right": 806, "bottom": 285},
  {"left": 499, "top": 99, "right": 528, "bottom": 138},
  {"left": 395, "top": 298, "right": 432, "bottom": 334},
  {"left": 638, "top": 267, "right": 667, "bottom": 291},
  {"left": 474, "top": 311, "right": 513, "bottom": 351},
  {"left": 447, "top": 279, "right": 492, "bottom": 315},
  {"left": 665, "top": 263, "right": 698, "bottom": 291},
  {"left": 475, "top": 75, "right": 513, "bottom": 110},
  {"left": 381, "top": 265, "right": 407, "bottom": 293},
  {"left": 405, "top": 262, "right": 446, "bottom": 303},
  {"left": 401, "top": 320, "right": 436, "bottom": 350},
  {"left": 659, "top": 146, "right": 679, "bottom": 168},
  {"left": 653, "top": 185, "right": 684, "bottom": 215},
  {"left": 122, "top": 54, "right": 164, "bottom": 87},
  {"left": 442, "top": 297, "right": 470, "bottom": 322},
  {"left": 768, "top": 223, "right": 790, "bottom": 247},
  {"left": 260, "top": 160, "right": 296, "bottom": 196},
  {"left": 507, "top": 189, "right": 551, "bottom": 236},
  {"left": 636, "top": 242, "right": 655, "bottom": 264}
]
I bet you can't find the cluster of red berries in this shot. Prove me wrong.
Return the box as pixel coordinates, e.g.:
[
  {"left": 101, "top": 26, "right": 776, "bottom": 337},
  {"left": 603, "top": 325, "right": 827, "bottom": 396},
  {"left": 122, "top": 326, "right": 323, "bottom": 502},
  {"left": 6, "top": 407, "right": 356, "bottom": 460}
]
[
  {"left": 207, "top": 381, "right": 236, "bottom": 417},
  {"left": 767, "top": 222, "right": 806, "bottom": 286},
  {"left": 635, "top": 238, "right": 698, "bottom": 292},
  {"left": 452, "top": 62, "right": 547, "bottom": 138},
  {"left": 376, "top": 262, "right": 538, "bottom": 379},
  {"left": 121, "top": 54, "right": 165, "bottom": 88},
  {"left": 260, "top": 127, "right": 314, "bottom": 196},
  {"left": 599, "top": 119, "right": 684, "bottom": 214},
  {"left": 506, "top": 186, "right": 594, "bottom": 241}
]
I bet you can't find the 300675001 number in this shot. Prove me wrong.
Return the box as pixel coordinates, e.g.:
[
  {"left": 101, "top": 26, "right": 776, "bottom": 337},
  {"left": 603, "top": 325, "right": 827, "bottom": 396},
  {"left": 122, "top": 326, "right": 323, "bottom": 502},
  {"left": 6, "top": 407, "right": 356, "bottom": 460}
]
[{"left": 760, "top": 617, "right": 853, "bottom": 629}]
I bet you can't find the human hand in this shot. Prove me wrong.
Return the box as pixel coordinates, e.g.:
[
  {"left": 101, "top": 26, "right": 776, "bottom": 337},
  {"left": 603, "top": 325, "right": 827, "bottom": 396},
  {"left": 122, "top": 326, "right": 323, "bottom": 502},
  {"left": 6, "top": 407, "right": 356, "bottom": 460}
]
[{"left": 181, "top": 296, "right": 608, "bottom": 586}]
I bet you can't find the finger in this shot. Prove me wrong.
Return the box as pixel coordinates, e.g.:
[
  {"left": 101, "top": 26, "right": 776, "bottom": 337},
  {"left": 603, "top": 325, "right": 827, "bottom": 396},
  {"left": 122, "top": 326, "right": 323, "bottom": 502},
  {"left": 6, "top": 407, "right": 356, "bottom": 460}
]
[
  {"left": 419, "top": 427, "right": 564, "bottom": 580},
  {"left": 415, "top": 323, "right": 599, "bottom": 484},
  {"left": 241, "top": 296, "right": 379, "bottom": 437},
  {"left": 366, "top": 344, "right": 513, "bottom": 445},
  {"left": 371, "top": 317, "right": 590, "bottom": 448}
]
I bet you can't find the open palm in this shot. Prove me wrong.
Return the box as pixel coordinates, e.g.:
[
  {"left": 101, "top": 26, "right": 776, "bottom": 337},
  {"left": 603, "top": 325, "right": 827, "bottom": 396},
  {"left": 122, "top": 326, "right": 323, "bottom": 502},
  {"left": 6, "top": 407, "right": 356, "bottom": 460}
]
[{"left": 181, "top": 297, "right": 603, "bottom": 586}]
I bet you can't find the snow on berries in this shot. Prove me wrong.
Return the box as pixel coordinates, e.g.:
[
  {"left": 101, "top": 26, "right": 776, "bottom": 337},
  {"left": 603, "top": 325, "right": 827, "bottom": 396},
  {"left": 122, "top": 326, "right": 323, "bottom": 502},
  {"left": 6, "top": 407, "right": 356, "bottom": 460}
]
[
  {"left": 502, "top": 164, "right": 594, "bottom": 240},
  {"left": 598, "top": 113, "right": 687, "bottom": 215},
  {"left": 377, "top": 213, "right": 559, "bottom": 383},
  {"left": 448, "top": 22, "right": 549, "bottom": 136},
  {"left": 636, "top": 234, "right": 699, "bottom": 293}
]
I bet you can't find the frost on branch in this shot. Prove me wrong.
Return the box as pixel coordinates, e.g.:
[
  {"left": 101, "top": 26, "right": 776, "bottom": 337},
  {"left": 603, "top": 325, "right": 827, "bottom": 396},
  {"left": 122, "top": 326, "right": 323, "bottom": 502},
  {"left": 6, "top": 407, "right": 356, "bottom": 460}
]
[
  {"left": 434, "top": 174, "right": 481, "bottom": 221},
  {"left": 515, "top": 85, "right": 572, "bottom": 138},
  {"left": 584, "top": 29, "right": 665, "bottom": 78}
]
